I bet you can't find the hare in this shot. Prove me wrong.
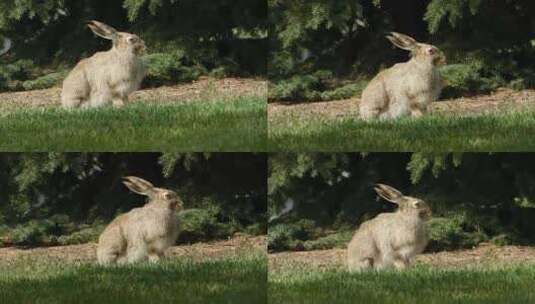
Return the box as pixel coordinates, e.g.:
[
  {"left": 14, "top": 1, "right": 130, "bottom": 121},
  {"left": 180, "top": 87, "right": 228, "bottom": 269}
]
[
  {"left": 359, "top": 32, "right": 446, "bottom": 120},
  {"left": 97, "top": 176, "right": 183, "bottom": 265},
  {"left": 347, "top": 184, "right": 431, "bottom": 271},
  {"left": 61, "top": 21, "right": 146, "bottom": 109}
]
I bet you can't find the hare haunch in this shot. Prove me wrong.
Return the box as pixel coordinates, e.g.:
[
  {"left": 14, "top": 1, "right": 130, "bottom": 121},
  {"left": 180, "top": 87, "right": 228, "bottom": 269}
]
[
  {"left": 347, "top": 184, "right": 432, "bottom": 271},
  {"left": 61, "top": 21, "right": 146, "bottom": 109},
  {"left": 359, "top": 32, "right": 446, "bottom": 120},
  {"left": 97, "top": 176, "right": 183, "bottom": 265}
]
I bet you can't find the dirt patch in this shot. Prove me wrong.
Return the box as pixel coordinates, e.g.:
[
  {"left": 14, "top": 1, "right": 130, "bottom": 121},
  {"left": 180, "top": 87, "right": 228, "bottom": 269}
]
[
  {"left": 0, "top": 77, "right": 266, "bottom": 111},
  {"left": 0, "top": 234, "right": 266, "bottom": 265},
  {"left": 134, "top": 77, "right": 266, "bottom": 104},
  {"left": 269, "top": 243, "right": 535, "bottom": 272},
  {"left": 268, "top": 88, "right": 535, "bottom": 121},
  {"left": 269, "top": 99, "right": 359, "bottom": 122}
]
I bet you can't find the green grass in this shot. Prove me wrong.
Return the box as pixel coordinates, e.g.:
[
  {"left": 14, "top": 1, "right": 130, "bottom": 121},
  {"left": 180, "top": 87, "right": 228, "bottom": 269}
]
[
  {"left": 269, "top": 265, "right": 535, "bottom": 304},
  {"left": 269, "top": 111, "right": 535, "bottom": 151},
  {"left": 0, "top": 253, "right": 267, "bottom": 304},
  {"left": 0, "top": 97, "right": 266, "bottom": 151}
]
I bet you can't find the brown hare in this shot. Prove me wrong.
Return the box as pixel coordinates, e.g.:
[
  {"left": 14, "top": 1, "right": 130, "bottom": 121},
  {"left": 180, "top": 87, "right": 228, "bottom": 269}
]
[
  {"left": 61, "top": 21, "right": 146, "bottom": 109},
  {"left": 347, "top": 184, "right": 431, "bottom": 271},
  {"left": 97, "top": 176, "right": 183, "bottom": 265},
  {"left": 359, "top": 32, "right": 446, "bottom": 120}
]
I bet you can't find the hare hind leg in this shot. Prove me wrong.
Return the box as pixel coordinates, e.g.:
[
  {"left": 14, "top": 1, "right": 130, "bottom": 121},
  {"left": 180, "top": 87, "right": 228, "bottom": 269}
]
[
  {"left": 386, "top": 94, "right": 411, "bottom": 119},
  {"left": 97, "top": 226, "right": 126, "bottom": 265},
  {"left": 61, "top": 95, "right": 86, "bottom": 109},
  {"left": 147, "top": 238, "right": 171, "bottom": 263},
  {"left": 348, "top": 257, "right": 374, "bottom": 272},
  {"left": 410, "top": 97, "right": 430, "bottom": 118},
  {"left": 127, "top": 247, "right": 148, "bottom": 263},
  {"left": 97, "top": 248, "right": 119, "bottom": 265},
  {"left": 126, "top": 238, "right": 149, "bottom": 263},
  {"left": 116, "top": 254, "right": 128, "bottom": 265},
  {"left": 88, "top": 88, "right": 113, "bottom": 108},
  {"left": 377, "top": 250, "right": 409, "bottom": 270},
  {"left": 360, "top": 81, "right": 389, "bottom": 120},
  {"left": 97, "top": 241, "right": 125, "bottom": 265},
  {"left": 61, "top": 80, "right": 89, "bottom": 108},
  {"left": 61, "top": 69, "right": 90, "bottom": 109}
]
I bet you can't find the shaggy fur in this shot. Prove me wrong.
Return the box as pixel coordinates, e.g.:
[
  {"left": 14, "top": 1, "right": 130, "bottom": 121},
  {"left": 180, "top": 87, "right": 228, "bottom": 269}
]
[
  {"left": 61, "top": 21, "right": 146, "bottom": 109},
  {"left": 97, "top": 176, "right": 183, "bottom": 265},
  {"left": 359, "top": 32, "right": 446, "bottom": 120},
  {"left": 347, "top": 184, "right": 432, "bottom": 271}
]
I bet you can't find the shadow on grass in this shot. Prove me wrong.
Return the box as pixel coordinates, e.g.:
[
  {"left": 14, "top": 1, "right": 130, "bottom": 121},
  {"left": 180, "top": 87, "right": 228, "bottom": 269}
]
[
  {"left": 269, "top": 265, "right": 535, "bottom": 304},
  {"left": 0, "top": 256, "right": 267, "bottom": 304}
]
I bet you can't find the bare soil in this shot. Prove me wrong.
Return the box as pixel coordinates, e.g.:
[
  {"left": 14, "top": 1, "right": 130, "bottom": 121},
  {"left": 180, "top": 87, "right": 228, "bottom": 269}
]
[
  {"left": 268, "top": 88, "right": 535, "bottom": 121},
  {"left": 269, "top": 243, "right": 535, "bottom": 272},
  {"left": 0, "top": 234, "right": 266, "bottom": 265},
  {"left": 0, "top": 77, "right": 267, "bottom": 111}
]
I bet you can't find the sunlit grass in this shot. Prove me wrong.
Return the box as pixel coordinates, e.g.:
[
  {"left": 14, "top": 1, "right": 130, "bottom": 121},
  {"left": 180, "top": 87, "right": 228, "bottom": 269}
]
[
  {"left": 269, "top": 264, "right": 535, "bottom": 304},
  {"left": 0, "top": 97, "right": 266, "bottom": 151},
  {"left": 269, "top": 111, "right": 535, "bottom": 151}
]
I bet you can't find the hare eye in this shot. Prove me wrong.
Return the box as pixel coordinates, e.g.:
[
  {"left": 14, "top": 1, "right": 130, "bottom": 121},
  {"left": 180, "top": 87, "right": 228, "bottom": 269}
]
[{"left": 412, "top": 201, "right": 421, "bottom": 208}]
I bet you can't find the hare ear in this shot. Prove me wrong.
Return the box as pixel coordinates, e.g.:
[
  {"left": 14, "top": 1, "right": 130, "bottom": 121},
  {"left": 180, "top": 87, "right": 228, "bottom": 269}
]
[
  {"left": 87, "top": 20, "right": 118, "bottom": 41},
  {"left": 123, "top": 176, "right": 155, "bottom": 196},
  {"left": 374, "top": 184, "right": 404, "bottom": 204},
  {"left": 386, "top": 32, "right": 417, "bottom": 51}
]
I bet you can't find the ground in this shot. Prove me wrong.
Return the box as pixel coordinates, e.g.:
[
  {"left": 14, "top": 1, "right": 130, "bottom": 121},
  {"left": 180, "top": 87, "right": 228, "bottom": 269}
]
[
  {"left": 269, "top": 242, "right": 535, "bottom": 273},
  {"left": 268, "top": 88, "right": 535, "bottom": 121},
  {"left": 0, "top": 77, "right": 267, "bottom": 112},
  {"left": 0, "top": 234, "right": 266, "bottom": 265}
]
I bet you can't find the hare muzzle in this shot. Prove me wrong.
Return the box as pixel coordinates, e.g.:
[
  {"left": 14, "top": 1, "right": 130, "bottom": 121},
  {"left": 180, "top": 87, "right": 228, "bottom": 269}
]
[
  {"left": 135, "top": 41, "right": 147, "bottom": 55},
  {"left": 434, "top": 53, "right": 446, "bottom": 66},
  {"left": 169, "top": 200, "right": 181, "bottom": 210},
  {"left": 419, "top": 207, "right": 432, "bottom": 219}
]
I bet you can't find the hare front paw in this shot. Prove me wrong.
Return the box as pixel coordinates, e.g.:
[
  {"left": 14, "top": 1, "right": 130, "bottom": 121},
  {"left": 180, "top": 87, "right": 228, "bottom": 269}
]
[
  {"left": 112, "top": 98, "right": 126, "bottom": 108},
  {"left": 411, "top": 109, "right": 424, "bottom": 118}
]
